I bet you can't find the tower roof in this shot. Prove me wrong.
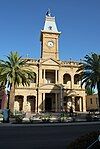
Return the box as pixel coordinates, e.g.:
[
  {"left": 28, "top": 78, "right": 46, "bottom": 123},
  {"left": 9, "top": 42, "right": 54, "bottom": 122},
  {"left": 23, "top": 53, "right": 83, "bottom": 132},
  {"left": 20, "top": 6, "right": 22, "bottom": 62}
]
[{"left": 41, "top": 9, "right": 61, "bottom": 34}]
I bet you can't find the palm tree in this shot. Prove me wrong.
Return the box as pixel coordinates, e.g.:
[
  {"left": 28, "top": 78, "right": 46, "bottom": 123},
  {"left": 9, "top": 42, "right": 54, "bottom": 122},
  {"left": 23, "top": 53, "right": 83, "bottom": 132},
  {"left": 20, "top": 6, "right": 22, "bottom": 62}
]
[
  {"left": 85, "top": 86, "right": 95, "bottom": 95},
  {"left": 0, "top": 51, "right": 35, "bottom": 113},
  {"left": 78, "top": 53, "right": 100, "bottom": 111}
]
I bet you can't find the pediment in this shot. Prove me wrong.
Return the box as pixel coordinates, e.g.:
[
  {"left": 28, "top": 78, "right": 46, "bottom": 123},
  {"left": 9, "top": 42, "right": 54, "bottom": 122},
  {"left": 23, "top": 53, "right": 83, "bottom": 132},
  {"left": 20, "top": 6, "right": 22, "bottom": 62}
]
[{"left": 41, "top": 58, "right": 60, "bottom": 66}]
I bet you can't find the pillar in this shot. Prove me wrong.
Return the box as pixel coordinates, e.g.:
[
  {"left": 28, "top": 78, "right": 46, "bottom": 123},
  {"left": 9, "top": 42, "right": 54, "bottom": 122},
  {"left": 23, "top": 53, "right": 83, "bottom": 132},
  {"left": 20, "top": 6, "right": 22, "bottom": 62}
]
[
  {"left": 38, "top": 92, "right": 42, "bottom": 112},
  {"left": 72, "top": 96, "right": 75, "bottom": 112},
  {"left": 35, "top": 95, "right": 37, "bottom": 113},
  {"left": 83, "top": 95, "right": 86, "bottom": 112},
  {"left": 79, "top": 97, "right": 82, "bottom": 112},
  {"left": 43, "top": 69, "right": 45, "bottom": 84},
  {"left": 58, "top": 93, "right": 61, "bottom": 112},
  {"left": 57, "top": 70, "right": 59, "bottom": 84},
  {"left": 55, "top": 93, "right": 58, "bottom": 112},
  {"left": 43, "top": 93, "right": 45, "bottom": 112},
  {"left": 55, "top": 70, "right": 57, "bottom": 84},
  {"left": 71, "top": 74, "right": 74, "bottom": 89},
  {"left": 60, "top": 85, "right": 63, "bottom": 111},
  {"left": 39, "top": 66, "right": 42, "bottom": 86},
  {"left": 23, "top": 96, "right": 28, "bottom": 112}
]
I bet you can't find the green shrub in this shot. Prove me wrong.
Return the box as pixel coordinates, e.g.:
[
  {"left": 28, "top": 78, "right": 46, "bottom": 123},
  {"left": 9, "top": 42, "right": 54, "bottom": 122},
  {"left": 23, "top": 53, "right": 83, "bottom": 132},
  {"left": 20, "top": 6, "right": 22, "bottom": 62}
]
[
  {"left": 15, "top": 115, "right": 23, "bottom": 123},
  {"left": 41, "top": 113, "right": 51, "bottom": 122}
]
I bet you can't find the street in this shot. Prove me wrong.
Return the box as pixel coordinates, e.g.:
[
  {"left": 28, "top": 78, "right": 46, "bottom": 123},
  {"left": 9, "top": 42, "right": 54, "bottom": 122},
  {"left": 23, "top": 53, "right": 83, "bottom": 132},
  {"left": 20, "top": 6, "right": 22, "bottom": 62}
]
[{"left": 0, "top": 122, "right": 100, "bottom": 149}]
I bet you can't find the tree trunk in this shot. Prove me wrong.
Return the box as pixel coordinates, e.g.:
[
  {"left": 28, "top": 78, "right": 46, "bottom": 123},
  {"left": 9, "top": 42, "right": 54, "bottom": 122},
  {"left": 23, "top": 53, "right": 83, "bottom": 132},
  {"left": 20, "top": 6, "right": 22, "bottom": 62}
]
[
  {"left": 97, "top": 81, "right": 100, "bottom": 112},
  {"left": 9, "top": 83, "right": 15, "bottom": 113}
]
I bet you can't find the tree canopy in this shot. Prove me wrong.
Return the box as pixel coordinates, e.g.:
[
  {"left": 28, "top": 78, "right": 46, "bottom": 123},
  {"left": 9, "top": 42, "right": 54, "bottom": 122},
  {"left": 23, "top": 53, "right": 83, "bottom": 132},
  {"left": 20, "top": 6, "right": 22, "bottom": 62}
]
[
  {"left": 0, "top": 51, "right": 35, "bottom": 112},
  {"left": 78, "top": 53, "right": 100, "bottom": 109}
]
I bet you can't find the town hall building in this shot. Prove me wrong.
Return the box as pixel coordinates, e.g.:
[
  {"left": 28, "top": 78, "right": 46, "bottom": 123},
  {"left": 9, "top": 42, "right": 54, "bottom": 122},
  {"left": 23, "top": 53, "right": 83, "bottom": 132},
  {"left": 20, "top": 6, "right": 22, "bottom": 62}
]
[{"left": 14, "top": 11, "right": 86, "bottom": 113}]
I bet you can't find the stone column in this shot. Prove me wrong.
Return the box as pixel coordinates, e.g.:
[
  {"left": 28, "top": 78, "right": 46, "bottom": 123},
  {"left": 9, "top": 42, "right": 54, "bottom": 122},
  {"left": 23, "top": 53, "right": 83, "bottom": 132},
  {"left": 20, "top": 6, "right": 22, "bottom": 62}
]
[
  {"left": 38, "top": 92, "right": 42, "bottom": 112},
  {"left": 57, "top": 70, "right": 59, "bottom": 84},
  {"left": 43, "top": 69, "right": 45, "bottom": 84},
  {"left": 72, "top": 96, "right": 75, "bottom": 112},
  {"left": 56, "top": 38, "right": 59, "bottom": 60},
  {"left": 55, "top": 93, "right": 58, "bottom": 112},
  {"left": 55, "top": 70, "right": 57, "bottom": 84},
  {"left": 79, "top": 97, "right": 82, "bottom": 112},
  {"left": 71, "top": 74, "right": 74, "bottom": 89},
  {"left": 38, "top": 66, "right": 41, "bottom": 86},
  {"left": 83, "top": 95, "right": 86, "bottom": 112},
  {"left": 35, "top": 95, "right": 37, "bottom": 113},
  {"left": 23, "top": 96, "right": 28, "bottom": 112},
  {"left": 58, "top": 93, "right": 61, "bottom": 112},
  {"left": 60, "top": 85, "right": 63, "bottom": 111},
  {"left": 43, "top": 93, "right": 45, "bottom": 112}
]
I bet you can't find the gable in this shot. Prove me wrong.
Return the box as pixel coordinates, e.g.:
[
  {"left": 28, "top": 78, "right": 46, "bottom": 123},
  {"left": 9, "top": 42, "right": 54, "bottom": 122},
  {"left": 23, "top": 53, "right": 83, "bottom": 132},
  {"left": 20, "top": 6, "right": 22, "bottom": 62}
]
[{"left": 41, "top": 58, "right": 60, "bottom": 66}]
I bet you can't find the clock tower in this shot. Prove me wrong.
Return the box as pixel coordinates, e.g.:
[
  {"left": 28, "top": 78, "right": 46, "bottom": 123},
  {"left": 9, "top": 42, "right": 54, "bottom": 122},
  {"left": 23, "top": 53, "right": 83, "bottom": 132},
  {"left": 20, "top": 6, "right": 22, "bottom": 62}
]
[{"left": 40, "top": 10, "right": 61, "bottom": 60}]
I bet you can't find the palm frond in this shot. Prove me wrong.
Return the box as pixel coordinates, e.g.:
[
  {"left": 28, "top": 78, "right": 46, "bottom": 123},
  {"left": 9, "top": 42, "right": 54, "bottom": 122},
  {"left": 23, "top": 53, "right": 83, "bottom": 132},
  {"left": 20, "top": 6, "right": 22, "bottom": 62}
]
[{"left": 77, "top": 53, "right": 100, "bottom": 93}]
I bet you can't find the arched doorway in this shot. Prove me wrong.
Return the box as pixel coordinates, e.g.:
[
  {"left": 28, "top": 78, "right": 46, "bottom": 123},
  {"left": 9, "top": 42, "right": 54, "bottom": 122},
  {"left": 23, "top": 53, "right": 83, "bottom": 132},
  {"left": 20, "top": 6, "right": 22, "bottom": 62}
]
[
  {"left": 27, "top": 96, "right": 36, "bottom": 112},
  {"left": 15, "top": 95, "right": 24, "bottom": 111},
  {"left": 64, "top": 96, "right": 72, "bottom": 112}
]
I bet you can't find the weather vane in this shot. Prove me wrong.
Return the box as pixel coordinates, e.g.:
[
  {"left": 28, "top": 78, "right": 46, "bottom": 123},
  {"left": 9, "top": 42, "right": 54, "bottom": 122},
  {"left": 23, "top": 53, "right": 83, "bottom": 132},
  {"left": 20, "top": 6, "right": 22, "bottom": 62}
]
[{"left": 46, "top": 9, "right": 51, "bottom": 17}]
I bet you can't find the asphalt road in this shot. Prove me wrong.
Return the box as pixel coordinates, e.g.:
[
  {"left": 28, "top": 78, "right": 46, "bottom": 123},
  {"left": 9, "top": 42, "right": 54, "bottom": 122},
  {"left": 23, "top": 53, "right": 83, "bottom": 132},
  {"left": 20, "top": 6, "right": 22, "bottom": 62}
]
[{"left": 0, "top": 122, "right": 100, "bottom": 149}]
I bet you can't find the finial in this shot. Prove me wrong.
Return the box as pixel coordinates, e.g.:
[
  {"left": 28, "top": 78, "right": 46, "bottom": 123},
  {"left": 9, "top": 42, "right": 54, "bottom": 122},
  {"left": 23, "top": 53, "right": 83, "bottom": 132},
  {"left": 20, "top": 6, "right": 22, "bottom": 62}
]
[{"left": 46, "top": 9, "right": 51, "bottom": 17}]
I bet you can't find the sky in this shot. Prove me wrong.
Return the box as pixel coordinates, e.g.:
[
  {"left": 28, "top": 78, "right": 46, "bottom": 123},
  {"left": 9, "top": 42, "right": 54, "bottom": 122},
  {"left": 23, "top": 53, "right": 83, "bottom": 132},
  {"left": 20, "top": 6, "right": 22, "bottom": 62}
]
[{"left": 0, "top": 0, "right": 100, "bottom": 61}]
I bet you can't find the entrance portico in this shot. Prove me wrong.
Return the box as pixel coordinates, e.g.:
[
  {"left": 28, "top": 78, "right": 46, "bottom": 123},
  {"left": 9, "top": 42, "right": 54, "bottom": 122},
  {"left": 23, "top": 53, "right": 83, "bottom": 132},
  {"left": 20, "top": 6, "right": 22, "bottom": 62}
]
[{"left": 41, "top": 93, "right": 59, "bottom": 112}]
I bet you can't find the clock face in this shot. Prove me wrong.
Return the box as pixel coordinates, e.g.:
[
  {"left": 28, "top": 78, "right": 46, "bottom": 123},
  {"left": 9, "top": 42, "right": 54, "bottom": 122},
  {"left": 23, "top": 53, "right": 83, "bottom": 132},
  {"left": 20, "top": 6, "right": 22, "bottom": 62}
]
[{"left": 47, "top": 41, "right": 54, "bottom": 47}]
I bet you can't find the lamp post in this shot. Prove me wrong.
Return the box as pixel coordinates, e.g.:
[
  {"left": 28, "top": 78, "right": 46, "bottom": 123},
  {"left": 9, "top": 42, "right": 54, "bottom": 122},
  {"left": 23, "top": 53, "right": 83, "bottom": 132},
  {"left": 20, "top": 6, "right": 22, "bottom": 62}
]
[
  {"left": 6, "top": 90, "right": 10, "bottom": 123},
  {"left": 60, "top": 84, "right": 63, "bottom": 112}
]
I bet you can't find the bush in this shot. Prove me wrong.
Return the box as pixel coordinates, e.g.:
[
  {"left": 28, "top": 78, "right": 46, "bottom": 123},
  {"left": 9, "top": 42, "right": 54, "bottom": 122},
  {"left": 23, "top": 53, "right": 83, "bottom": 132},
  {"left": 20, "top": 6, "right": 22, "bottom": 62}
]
[
  {"left": 41, "top": 114, "right": 51, "bottom": 123},
  {"left": 15, "top": 115, "right": 23, "bottom": 123},
  {"left": 67, "top": 131, "right": 100, "bottom": 149}
]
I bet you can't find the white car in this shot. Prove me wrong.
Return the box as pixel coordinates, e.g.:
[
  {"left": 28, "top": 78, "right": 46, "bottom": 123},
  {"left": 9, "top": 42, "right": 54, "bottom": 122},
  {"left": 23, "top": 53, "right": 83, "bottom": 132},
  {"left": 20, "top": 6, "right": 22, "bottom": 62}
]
[
  {"left": 30, "top": 116, "right": 42, "bottom": 123},
  {"left": 22, "top": 117, "right": 30, "bottom": 122}
]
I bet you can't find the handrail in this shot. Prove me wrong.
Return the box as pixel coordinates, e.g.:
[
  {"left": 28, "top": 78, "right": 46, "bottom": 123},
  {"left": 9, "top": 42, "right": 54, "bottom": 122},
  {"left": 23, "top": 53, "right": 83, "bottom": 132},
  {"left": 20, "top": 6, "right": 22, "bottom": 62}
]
[{"left": 86, "top": 135, "right": 100, "bottom": 149}]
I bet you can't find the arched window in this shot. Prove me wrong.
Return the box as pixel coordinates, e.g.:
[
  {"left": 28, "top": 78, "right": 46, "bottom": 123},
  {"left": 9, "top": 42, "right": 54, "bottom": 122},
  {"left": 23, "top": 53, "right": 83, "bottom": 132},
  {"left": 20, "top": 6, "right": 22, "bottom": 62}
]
[
  {"left": 15, "top": 95, "right": 24, "bottom": 111},
  {"left": 27, "top": 96, "right": 36, "bottom": 112},
  {"left": 63, "top": 73, "right": 71, "bottom": 84},
  {"left": 74, "top": 74, "right": 80, "bottom": 84}
]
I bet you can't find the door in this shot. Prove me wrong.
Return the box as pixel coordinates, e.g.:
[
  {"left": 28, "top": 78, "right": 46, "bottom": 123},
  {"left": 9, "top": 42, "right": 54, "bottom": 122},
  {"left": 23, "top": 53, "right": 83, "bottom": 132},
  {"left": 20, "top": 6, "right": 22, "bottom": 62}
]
[{"left": 45, "top": 98, "right": 52, "bottom": 112}]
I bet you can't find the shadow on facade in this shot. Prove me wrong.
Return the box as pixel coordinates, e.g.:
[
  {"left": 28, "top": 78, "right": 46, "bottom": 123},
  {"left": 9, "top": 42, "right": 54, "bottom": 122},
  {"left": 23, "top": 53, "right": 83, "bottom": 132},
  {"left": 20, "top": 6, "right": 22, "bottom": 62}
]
[
  {"left": 15, "top": 95, "right": 36, "bottom": 113},
  {"left": 39, "top": 84, "right": 83, "bottom": 113}
]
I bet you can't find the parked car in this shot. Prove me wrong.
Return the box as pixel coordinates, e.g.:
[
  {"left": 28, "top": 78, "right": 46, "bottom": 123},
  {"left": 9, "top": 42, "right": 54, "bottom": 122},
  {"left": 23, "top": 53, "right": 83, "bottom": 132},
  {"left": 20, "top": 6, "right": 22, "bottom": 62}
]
[{"left": 30, "top": 116, "right": 42, "bottom": 123}]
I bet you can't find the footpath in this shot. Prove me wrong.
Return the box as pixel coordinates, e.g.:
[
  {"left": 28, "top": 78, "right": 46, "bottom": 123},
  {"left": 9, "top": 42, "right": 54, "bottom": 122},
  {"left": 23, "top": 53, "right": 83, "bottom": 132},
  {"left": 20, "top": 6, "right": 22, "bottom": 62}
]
[{"left": 0, "top": 121, "right": 100, "bottom": 127}]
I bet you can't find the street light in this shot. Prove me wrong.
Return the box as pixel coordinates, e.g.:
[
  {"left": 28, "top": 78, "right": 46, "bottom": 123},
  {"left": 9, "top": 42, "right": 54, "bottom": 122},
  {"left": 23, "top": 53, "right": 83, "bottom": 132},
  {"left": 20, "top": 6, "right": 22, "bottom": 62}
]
[{"left": 59, "top": 84, "right": 63, "bottom": 112}]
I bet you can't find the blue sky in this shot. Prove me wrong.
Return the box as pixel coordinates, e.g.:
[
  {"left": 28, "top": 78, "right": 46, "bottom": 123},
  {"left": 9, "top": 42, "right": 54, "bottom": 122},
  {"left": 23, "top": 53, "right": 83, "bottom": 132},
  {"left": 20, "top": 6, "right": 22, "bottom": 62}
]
[{"left": 0, "top": 0, "right": 100, "bottom": 61}]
